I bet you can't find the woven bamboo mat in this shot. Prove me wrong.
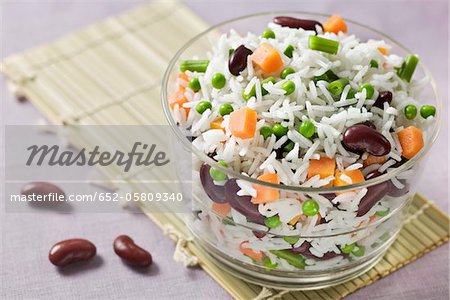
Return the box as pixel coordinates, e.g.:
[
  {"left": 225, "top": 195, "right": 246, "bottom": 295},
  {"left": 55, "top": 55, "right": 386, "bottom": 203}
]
[{"left": 2, "top": 1, "right": 449, "bottom": 299}]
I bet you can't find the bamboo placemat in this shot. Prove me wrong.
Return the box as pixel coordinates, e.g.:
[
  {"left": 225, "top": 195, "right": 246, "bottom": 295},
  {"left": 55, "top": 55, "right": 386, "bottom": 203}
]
[{"left": 2, "top": 1, "right": 449, "bottom": 299}]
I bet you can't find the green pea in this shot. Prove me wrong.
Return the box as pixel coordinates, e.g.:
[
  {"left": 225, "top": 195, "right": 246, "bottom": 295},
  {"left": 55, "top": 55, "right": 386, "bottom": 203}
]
[
  {"left": 196, "top": 101, "right": 212, "bottom": 114},
  {"left": 298, "top": 121, "right": 315, "bottom": 138},
  {"left": 209, "top": 161, "right": 228, "bottom": 181},
  {"left": 359, "top": 83, "right": 374, "bottom": 99},
  {"left": 352, "top": 245, "right": 365, "bottom": 257},
  {"left": 259, "top": 126, "right": 273, "bottom": 139},
  {"left": 280, "top": 67, "right": 295, "bottom": 79},
  {"left": 341, "top": 243, "right": 355, "bottom": 254},
  {"left": 211, "top": 73, "right": 226, "bottom": 89},
  {"left": 283, "top": 236, "right": 300, "bottom": 245},
  {"left": 302, "top": 199, "right": 319, "bottom": 217},
  {"left": 281, "top": 80, "right": 295, "bottom": 95},
  {"left": 264, "top": 215, "right": 282, "bottom": 229},
  {"left": 188, "top": 77, "right": 201, "bottom": 92},
  {"left": 261, "top": 76, "right": 277, "bottom": 95},
  {"left": 283, "top": 140, "right": 294, "bottom": 152},
  {"left": 272, "top": 123, "right": 288, "bottom": 137},
  {"left": 219, "top": 103, "right": 234, "bottom": 116},
  {"left": 404, "top": 105, "right": 417, "bottom": 120},
  {"left": 228, "top": 48, "right": 234, "bottom": 57},
  {"left": 242, "top": 85, "right": 256, "bottom": 101},
  {"left": 261, "top": 29, "right": 276, "bottom": 39},
  {"left": 263, "top": 257, "right": 278, "bottom": 270},
  {"left": 270, "top": 250, "right": 306, "bottom": 269},
  {"left": 420, "top": 105, "right": 436, "bottom": 119},
  {"left": 375, "top": 208, "right": 390, "bottom": 217},
  {"left": 370, "top": 59, "right": 379, "bottom": 68},
  {"left": 284, "top": 44, "right": 295, "bottom": 58}
]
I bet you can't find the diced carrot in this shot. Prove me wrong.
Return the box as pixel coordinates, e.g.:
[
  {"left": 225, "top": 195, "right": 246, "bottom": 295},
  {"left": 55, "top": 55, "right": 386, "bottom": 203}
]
[
  {"left": 334, "top": 170, "right": 365, "bottom": 187},
  {"left": 308, "top": 157, "right": 336, "bottom": 179},
  {"left": 398, "top": 126, "right": 424, "bottom": 159},
  {"left": 229, "top": 107, "right": 257, "bottom": 139},
  {"left": 363, "top": 154, "right": 387, "bottom": 167},
  {"left": 212, "top": 202, "right": 231, "bottom": 217},
  {"left": 251, "top": 43, "right": 284, "bottom": 77},
  {"left": 168, "top": 88, "right": 190, "bottom": 114},
  {"left": 323, "top": 15, "right": 347, "bottom": 34},
  {"left": 239, "top": 241, "right": 263, "bottom": 261},
  {"left": 251, "top": 173, "right": 280, "bottom": 204},
  {"left": 210, "top": 117, "right": 225, "bottom": 131},
  {"left": 377, "top": 47, "right": 389, "bottom": 56}
]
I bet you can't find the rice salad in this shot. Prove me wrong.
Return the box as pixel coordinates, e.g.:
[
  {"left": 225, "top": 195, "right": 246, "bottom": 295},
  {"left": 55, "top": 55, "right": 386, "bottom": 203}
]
[{"left": 168, "top": 15, "right": 436, "bottom": 271}]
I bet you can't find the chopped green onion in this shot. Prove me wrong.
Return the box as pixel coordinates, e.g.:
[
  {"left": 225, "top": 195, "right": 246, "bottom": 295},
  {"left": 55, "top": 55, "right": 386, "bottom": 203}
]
[
  {"left": 375, "top": 208, "right": 390, "bottom": 217},
  {"left": 325, "top": 70, "right": 339, "bottom": 81},
  {"left": 284, "top": 44, "right": 295, "bottom": 58},
  {"left": 180, "top": 60, "right": 210, "bottom": 72},
  {"left": 370, "top": 59, "right": 379, "bottom": 68},
  {"left": 328, "top": 78, "right": 349, "bottom": 95},
  {"left": 309, "top": 36, "right": 339, "bottom": 54},
  {"left": 263, "top": 257, "right": 278, "bottom": 270},
  {"left": 264, "top": 215, "right": 282, "bottom": 228},
  {"left": 341, "top": 243, "right": 355, "bottom": 254},
  {"left": 283, "top": 236, "right": 300, "bottom": 245},
  {"left": 352, "top": 245, "right": 365, "bottom": 257},
  {"left": 397, "top": 54, "right": 419, "bottom": 82},
  {"left": 242, "top": 84, "right": 256, "bottom": 101},
  {"left": 228, "top": 48, "right": 234, "bottom": 57},
  {"left": 270, "top": 250, "right": 306, "bottom": 269},
  {"left": 283, "top": 140, "right": 295, "bottom": 152}
]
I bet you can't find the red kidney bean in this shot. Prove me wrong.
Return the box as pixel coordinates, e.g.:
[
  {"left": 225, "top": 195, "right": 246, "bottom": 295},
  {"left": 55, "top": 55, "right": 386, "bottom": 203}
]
[
  {"left": 21, "top": 181, "right": 65, "bottom": 199},
  {"left": 387, "top": 179, "right": 410, "bottom": 197},
  {"left": 343, "top": 124, "right": 391, "bottom": 156},
  {"left": 373, "top": 91, "right": 392, "bottom": 109},
  {"left": 358, "top": 120, "right": 376, "bottom": 130},
  {"left": 228, "top": 45, "right": 253, "bottom": 76},
  {"left": 252, "top": 230, "right": 267, "bottom": 239},
  {"left": 113, "top": 235, "right": 152, "bottom": 267},
  {"left": 273, "top": 16, "right": 323, "bottom": 32},
  {"left": 357, "top": 181, "right": 390, "bottom": 217},
  {"left": 292, "top": 241, "right": 342, "bottom": 260},
  {"left": 199, "top": 164, "right": 227, "bottom": 203},
  {"left": 49, "top": 239, "right": 96, "bottom": 267},
  {"left": 225, "top": 179, "right": 264, "bottom": 224}
]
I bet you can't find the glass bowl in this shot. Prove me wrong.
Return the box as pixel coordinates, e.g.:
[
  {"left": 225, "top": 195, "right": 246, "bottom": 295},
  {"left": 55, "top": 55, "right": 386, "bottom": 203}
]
[{"left": 161, "top": 12, "right": 441, "bottom": 289}]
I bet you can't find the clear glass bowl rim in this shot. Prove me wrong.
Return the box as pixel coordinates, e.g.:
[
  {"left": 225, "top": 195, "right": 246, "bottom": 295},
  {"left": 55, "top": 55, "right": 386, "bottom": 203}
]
[{"left": 161, "top": 11, "right": 442, "bottom": 193}]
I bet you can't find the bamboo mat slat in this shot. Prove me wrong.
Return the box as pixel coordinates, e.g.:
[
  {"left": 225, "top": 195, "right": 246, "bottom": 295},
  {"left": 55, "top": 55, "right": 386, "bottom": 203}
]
[{"left": 2, "top": 1, "right": 449, "bottom": 299}]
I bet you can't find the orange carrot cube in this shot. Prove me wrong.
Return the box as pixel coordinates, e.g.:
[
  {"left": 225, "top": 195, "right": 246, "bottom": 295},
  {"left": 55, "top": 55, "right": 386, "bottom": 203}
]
[
  {"left": 398, "top": 126, "right": 424, "bottom": 159},
  {"left": 323, "top": 15, "right": 347, "bottom": 34},
  {"left": 334, "top": 170, "right": 365, "bottom": 187},
  {"left": 363, "top": 154, "right": 387, "bottom": 167},
  {"left": 229, "top": 107, "right": 257, "bottom": 139},
  {"left": 251, "top": 173, "right": 280, "bottom": 204},
  {"left": 307, "top": 157, "right": 336, "bottom": 179},
  {"left": 251, "top": 43, "right": 284, "bottom": 77},
  {"left": 168, "top": 88, "right": 190, "bottom": 114}
]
